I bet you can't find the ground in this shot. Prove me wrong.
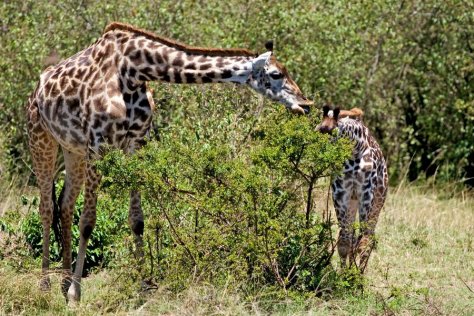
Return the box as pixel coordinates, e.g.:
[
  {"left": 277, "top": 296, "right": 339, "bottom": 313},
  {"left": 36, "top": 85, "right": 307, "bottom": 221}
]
[{"left": 0, "top": 183, "right": 473, "bottom": 315}]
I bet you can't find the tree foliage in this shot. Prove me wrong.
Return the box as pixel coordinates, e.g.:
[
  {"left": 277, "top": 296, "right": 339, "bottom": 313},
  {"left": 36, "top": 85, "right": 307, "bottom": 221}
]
[{"left": 0, "top": 0, "right": 473, "bottom": 184}]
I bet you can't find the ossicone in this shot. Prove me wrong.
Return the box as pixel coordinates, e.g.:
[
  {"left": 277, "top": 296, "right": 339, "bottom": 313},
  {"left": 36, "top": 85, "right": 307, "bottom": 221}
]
[{"left": 322, "top": 104, "right": 331, "bottom": 115}]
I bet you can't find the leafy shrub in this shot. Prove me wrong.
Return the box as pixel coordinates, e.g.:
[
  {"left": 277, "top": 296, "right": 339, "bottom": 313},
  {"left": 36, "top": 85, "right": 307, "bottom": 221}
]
[{"left": 97, "top": 107, "right": 352, "bottom": 293}]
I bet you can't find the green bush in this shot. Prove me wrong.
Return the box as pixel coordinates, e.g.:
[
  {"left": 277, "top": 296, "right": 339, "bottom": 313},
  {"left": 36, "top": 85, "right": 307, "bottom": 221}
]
[{"left": 97, "top": 107, "right": 352, "bottom": 293}]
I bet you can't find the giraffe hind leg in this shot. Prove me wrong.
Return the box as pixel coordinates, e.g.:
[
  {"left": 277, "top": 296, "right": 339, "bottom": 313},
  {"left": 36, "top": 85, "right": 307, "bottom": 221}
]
[
  {"left": 333, "top": 180, "right": 356, "bottom": 269},
  {"left": 358, "top": 189, "right": 386, "bottom": 273},
  {"left": 347, "top": 196, "right": 359, "bottom": 268},
  {"left": 28, "top": 121, "right": 59, "bottom": 290},
  {"left": 357, "top": 170, "right": 386, "bottom": 273}
]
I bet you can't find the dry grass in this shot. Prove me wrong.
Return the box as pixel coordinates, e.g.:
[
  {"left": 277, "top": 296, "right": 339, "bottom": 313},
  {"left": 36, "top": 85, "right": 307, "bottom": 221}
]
[
  {"left": 0, "top": 183, "right": 473, "bottom": 315},
  {"left": 365, "top": 184, "right": 474, "bottom": 315}
]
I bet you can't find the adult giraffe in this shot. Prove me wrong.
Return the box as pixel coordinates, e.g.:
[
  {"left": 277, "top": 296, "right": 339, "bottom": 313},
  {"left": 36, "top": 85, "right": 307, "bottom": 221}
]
[{"left": 26, "top": 22, "right": 313, "bottom": 303}]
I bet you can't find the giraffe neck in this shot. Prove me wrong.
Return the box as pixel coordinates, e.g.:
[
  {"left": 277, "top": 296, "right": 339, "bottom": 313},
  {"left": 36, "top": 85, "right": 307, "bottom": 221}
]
[
  {"left": 337, "top": 118, "right": 369, "bottom": 155},
  {"left": 106, "top": 29, "right": 256, "bottom": 90}
]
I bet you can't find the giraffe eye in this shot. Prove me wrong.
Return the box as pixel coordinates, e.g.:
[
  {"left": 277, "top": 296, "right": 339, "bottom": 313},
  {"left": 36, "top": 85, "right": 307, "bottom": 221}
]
[{"left": 269, "top": 72, "right": 283, "bottom": 80}]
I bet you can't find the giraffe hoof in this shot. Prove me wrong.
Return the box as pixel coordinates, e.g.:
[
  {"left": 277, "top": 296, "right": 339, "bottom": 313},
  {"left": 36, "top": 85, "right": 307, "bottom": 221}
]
[
  {"left": 140, "top": 279, "right": 157, "bottom": 292},
  {"left": 39, "top": 276, "right": 51, "bottom": 291},
  {"left": 67, "top": 283, "right": 81, "bottom": 304}
]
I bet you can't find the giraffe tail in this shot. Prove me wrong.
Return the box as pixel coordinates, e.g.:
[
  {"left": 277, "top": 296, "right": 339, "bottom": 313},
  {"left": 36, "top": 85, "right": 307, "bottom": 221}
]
[{"left": 51, "top": 182, "right": 65, "bottom": 257}]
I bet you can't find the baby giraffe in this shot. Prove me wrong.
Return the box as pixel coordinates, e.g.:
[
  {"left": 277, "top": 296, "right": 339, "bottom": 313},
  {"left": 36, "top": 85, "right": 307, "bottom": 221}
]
[{"left": 317, "top": 105, "right": 388, "bottom": 272}]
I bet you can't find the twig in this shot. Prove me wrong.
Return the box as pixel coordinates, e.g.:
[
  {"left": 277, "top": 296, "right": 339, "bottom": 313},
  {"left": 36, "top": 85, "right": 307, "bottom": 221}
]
[
  {"left": 194, "top": 208, "right": 199, "bottom": 245},
  {"left": 375, "top": 292, "right": 396, "bottom": 316},
  {"left": 459, "top": 276, "right": 474, "bottom": 294},
  {"left": 305, "top": 177, "right": 315, "bottom": 228}
]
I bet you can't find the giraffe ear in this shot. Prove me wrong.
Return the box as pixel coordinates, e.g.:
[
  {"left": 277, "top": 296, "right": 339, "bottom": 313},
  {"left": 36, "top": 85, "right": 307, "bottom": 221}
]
[
  {"left": 252, "top": 51, "right": 272, "bottom": 70},
  {"left": 265, "top": 40, "right": 274, "bottom": 52}
]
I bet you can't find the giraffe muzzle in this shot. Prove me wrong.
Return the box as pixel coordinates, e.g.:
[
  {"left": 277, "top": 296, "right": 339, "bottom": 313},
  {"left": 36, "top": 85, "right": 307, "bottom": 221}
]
[
  {"left": 290, "top": 104, "right": 307, "bottom": 115},
  {"left": 291, "top": 99, "right": 313, "bottom": 115},
  {"left": 301, "top": 105, "right": 311, "bottom": 114}
]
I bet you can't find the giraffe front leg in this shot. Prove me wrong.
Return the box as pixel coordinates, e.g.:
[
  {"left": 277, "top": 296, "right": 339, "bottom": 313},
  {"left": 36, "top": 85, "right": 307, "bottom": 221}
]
[
  {"left": 129, "top": 190, "right": 146, "bottom": 280},
  {"left": 67, "top": 161, "right": 101, "bottom": 304},
  {"left": 337, "top": 229, "right": 352, "bottom": 269},
  {"left": 128, "top": 190, "right": 152, "bottom": 289},
  {"left": 356, "top": 216, "right": 377, "bottom": 273},
  {"left": 337, "top": 213, "right": 357, "bottom": 269},
  {"left": 126, "top": 135, "right": 150, "bottom": 283},
  {"left": 356, "top": 231, "right": 374, "bottom": 273}
]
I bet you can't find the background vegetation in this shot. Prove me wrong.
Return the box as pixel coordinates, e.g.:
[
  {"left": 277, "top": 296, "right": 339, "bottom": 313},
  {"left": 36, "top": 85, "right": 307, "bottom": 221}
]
[
  {"left": 0, "top": 0, "right": 473, "bottom": 314},
  {"left": 1, "top": 0, "right": 473, "bottom": 184}
]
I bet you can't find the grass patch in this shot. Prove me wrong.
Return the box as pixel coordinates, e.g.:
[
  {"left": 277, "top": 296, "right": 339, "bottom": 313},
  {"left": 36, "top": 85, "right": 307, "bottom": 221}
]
[{"left": 1, "top": 184, "right": 473, "bottom": 315}]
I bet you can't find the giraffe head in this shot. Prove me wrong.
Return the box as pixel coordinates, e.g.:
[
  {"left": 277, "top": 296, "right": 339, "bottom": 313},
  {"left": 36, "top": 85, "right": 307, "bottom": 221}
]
[
  {"left": 247, "top": 41, "right": 313, "bottom": 114},
  {"left": 317, "top": 105, "right": 364, "bottom": 133}
]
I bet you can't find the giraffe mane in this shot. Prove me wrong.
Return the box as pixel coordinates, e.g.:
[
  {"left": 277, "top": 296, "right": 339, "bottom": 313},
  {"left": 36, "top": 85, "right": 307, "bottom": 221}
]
[
  {"left": 104, "top": 22, "right": 257, "bottom": 57},
  {"left": 338, "top": 107, "right": 364, "bottom": 119}
]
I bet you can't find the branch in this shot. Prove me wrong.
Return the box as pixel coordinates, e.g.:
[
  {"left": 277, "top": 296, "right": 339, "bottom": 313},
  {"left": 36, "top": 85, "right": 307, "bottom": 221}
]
[
  {"left": 163, "top": 177, "right": 197, "bottom": 196},
  {"left": 285, "top": 247, "right": 307, "bottom": 284},
  {"left": 147, "top": 235, "right": 154, "bottom": 277},
  {"left": 263, "top": 229, "right": 286, "bottom": 291},
  {"left": 286, "top": 237, "right": 323, "bottom": 285},
  {"left": 157, "top": 196, "right": 197, "bottom": 266},
  {"left": 290, "top": 159, "right": 310, "bottom": 182},
  {"left": 325, "top": 181, "right": 335, "bottom": 248}
]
